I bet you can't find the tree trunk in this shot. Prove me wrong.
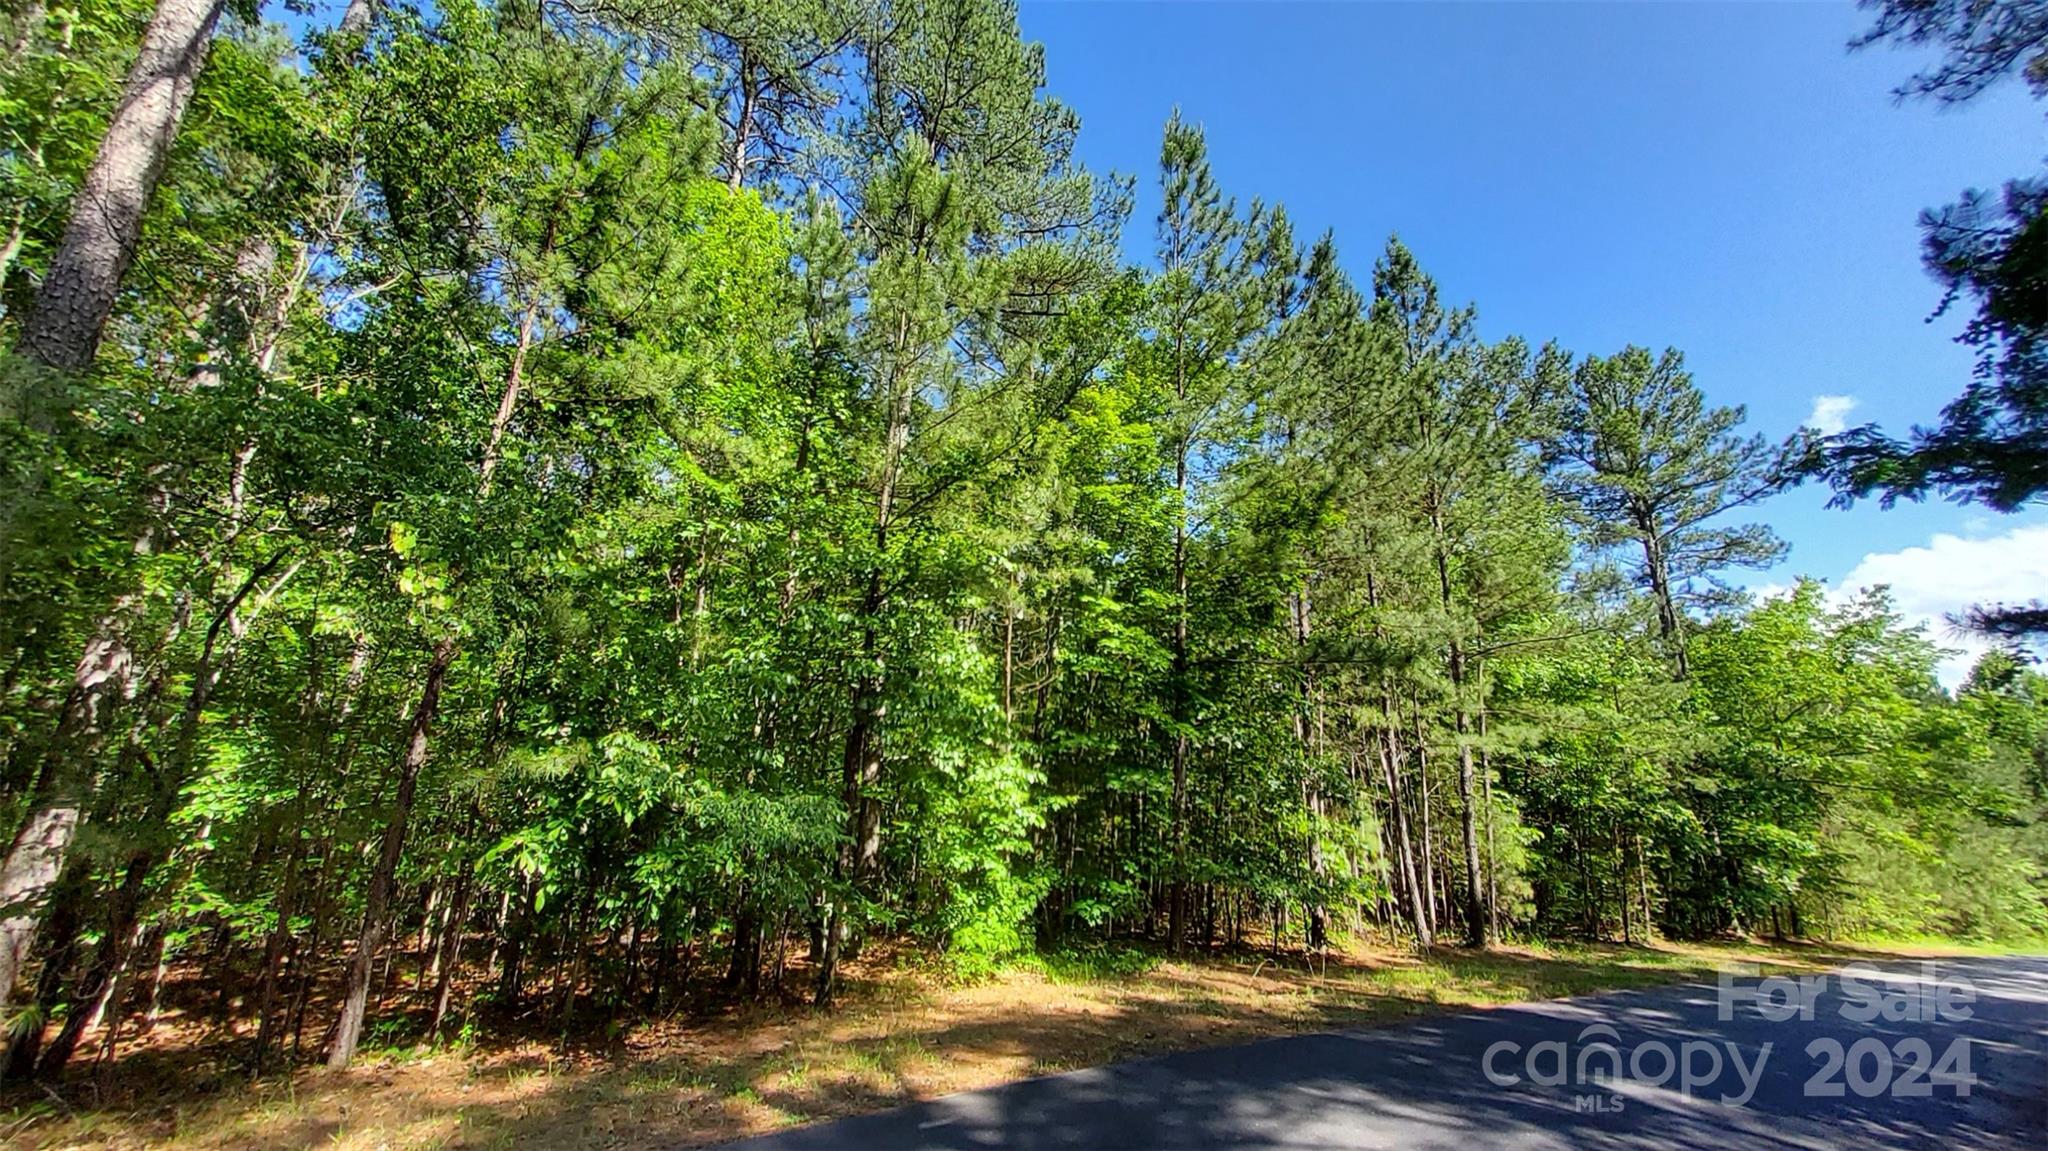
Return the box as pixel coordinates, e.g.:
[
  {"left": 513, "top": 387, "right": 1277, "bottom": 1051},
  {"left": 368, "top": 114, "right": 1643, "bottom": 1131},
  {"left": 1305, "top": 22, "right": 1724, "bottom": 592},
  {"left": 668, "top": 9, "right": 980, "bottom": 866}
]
[
  {"left": 726, "top": 902, "right": 760, "bottom": 996},
  {"left": 816, "top": 648, "right": 880, "bottom": 1007},
  {"left": 1167, "top": 437, "right": 1191, "bottom": 954},
  {"left": 477, "top": 279, "right": 545, "bottom": 494},
  {"left": 1619, "top": 824, "right": 1635, "bottom": 944},
  {"left": 725, "top": 51, "right": 756, "bottom": 191},
  {"left": 1413, "top": 709, "right": 1437, "bottom": 939},
  {"left": 1429, "top": 499, "right": 1490, "bottom": 950},
  {"left": 338, "top": 0, "right": 376, "bottom": 35},
  {"left": 1377, "top": 722, "right": 1432, "bottom": 947},
  {"left": 252, "top": 830, "right": 305, "bottom": 1070},
  {"left": 40, "top": 553, "right": 293, "bottom": 1076},
  {"left": 413, "top": 878, "right": 441, "bottom": 992},
  {"left": 1638, "top": 525, "right": 1689, "bottom": 678},
  {"left": 136, "top": 923, "right": 169, "bottom": 1035},
  {"left": 0, "top": 607, "right": 137, "bottom": 1015},
  {"left": 427, "top": 863, "right": 471, "bottom": 1040},
  {"left": 15, "top": 0, "right": 226, "bottom": 371},
  {"left": 1636, "top": 834, "right": 1655, "bottom": 938},
  {"left": 89, "top": 918, "right": 149, "bottom": 1069},
  {"left": 34, "top": 854, "right": 150, "bottom": 1077},
  {"left": 1481, "top": 726, "right": 1500, "bottom": 943},
  {"left": 325, "top": 635, "right": 456, "bottom": 1068},
  {"left": 816, "top": 314, "right": 913, "bottom": 1009},
  {"left": 2, "top": 862, "right": 88, "bottom": 1078},
  {"left": 1453, "top": 710, "right": 1488, "bottom": 948},
  {"left": 1291, "top": 588, "right": 1327, "bottom": 950},
  {"left": 496, "top": 879, "right": 531, "bottom": 1004}
]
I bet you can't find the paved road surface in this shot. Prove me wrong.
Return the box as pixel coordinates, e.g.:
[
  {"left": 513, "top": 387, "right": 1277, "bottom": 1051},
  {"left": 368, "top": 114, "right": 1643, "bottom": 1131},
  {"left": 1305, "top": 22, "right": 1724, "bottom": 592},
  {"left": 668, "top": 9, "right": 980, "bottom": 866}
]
[{"left": 721, "top": 956, "right": 2046, "bottom": 1150}]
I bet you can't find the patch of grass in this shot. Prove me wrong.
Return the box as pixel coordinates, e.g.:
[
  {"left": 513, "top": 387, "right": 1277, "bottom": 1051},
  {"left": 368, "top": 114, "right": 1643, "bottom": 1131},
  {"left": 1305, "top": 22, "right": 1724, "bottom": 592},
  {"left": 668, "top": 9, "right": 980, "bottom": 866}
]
[
  {"left": 1013, "top": 942, "right": 1163, "bottom": 983},
  {"left": 11, "top": 936, "right": 1976, "bottom": 1151},
  {"left": 1836, "top": 932, "right": 2047, "bottom": 956}
]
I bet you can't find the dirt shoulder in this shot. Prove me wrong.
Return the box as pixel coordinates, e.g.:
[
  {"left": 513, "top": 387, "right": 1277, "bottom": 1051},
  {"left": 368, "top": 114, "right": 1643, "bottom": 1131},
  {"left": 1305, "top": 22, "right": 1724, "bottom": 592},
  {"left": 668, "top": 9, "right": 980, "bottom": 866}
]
[{"left": 5, "top": 938, "right": 1954, "bottom": 1151}]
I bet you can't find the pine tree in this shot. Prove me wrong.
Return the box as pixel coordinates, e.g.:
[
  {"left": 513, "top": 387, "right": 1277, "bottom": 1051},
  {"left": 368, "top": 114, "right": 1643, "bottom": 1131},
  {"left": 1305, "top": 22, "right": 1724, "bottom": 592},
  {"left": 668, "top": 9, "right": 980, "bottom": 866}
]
[
  {"left": 1819, "top": 0, "right": 2048, "bottom": 639},
  {"left": 1547, "top": 346, "right": 1794, "bottom": 677}
]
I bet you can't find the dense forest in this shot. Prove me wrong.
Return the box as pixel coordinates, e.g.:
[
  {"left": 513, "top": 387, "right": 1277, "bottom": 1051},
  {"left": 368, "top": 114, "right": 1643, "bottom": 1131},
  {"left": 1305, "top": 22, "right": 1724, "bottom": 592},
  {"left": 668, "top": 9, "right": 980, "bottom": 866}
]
[{"left": 0, "top": 0, "right": 2043, "bottom": 1082}]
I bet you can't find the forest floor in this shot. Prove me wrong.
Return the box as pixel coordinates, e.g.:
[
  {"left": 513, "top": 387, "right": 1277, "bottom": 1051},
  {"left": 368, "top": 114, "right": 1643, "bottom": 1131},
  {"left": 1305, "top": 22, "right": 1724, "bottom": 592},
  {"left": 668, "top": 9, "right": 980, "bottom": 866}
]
[{"left": 3, "top": 935, "right": 1988, "bottom": 1151}]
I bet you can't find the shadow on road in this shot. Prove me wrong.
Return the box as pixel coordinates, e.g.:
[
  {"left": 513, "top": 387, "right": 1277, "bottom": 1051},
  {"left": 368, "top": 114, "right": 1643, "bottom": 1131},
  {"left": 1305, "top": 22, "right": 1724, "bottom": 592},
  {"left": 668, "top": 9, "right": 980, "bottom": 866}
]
[{"left": 705, "top": 955, "right": 2048, "bottom": 1151}]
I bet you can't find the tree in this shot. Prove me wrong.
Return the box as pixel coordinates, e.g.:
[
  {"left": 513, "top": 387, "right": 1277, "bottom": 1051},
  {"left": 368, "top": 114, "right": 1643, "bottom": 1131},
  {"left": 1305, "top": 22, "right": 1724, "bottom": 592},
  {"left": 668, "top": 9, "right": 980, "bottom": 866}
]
[
  {"left": 0, "top": 0, "right": 273, "bottom": 1020},
  {"left": 1818, "top": 0, "right": 2048, "bottom": 641},
  {"left": 12, "top": 0, "right": 226, "bottom": 371},
  {"left": 1852, "top": 0, "right": 2048, "bottom": 103},
  {"left": 804, "top": 0, "right": 1121, "bottom": 1003},
  {"left": 1139, "top": 111, "right": 1293, "bottom": 951},
  {"left": 0, "top": 0, "right": 2042, "bottom": 1098},
  {"left": 1547, "top": 346, "right": 1794, "bottom": 677},
  {"left": 621, "top": 0, "right": 853, "bottom": 191},
  {"left": 318, "top": 0, "right": 749, "bottom": 1064}
]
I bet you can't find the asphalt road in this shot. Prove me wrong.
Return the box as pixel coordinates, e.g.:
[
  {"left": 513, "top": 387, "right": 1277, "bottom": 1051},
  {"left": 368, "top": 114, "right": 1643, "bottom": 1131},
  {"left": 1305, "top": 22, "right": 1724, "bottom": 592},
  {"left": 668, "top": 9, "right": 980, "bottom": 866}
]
[{"left": 719, "top": 955, "right": 2047, "bottom": 1150}]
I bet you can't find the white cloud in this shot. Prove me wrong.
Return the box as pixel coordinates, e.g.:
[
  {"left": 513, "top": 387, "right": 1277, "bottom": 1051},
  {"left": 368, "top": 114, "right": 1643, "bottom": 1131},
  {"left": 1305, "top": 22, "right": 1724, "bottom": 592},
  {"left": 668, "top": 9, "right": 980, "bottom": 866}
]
[
  {"left": 1744, "top": 580, "right": 1795, "bottom": 603},
  {"left": 1803, "top": 394, "right": 1859, "bottom": 436},
  {"left": 1833, "top": 525, "right": 2048, "bottom": 688}
]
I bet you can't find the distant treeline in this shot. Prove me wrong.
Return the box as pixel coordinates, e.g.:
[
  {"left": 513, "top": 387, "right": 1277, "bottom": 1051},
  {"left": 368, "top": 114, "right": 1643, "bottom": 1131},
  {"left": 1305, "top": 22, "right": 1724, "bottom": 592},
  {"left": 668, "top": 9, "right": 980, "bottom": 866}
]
[{"left": 0, "top": 0, "right": 2041, "bottom": 1080}]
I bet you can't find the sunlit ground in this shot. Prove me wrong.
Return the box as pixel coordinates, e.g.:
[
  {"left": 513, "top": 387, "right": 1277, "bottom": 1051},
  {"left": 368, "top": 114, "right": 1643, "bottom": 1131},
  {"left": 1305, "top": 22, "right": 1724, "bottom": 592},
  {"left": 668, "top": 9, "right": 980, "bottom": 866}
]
[{"left": 7, "top": 934, "right": 1999, "bottom": 1151}]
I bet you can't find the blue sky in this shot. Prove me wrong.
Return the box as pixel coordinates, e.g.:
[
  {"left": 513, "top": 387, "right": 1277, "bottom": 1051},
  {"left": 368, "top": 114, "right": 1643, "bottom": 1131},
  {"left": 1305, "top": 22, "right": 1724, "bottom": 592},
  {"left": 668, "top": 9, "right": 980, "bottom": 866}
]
[{"left": 1017, "top": 0, "right": 2048, "bottom": 677}]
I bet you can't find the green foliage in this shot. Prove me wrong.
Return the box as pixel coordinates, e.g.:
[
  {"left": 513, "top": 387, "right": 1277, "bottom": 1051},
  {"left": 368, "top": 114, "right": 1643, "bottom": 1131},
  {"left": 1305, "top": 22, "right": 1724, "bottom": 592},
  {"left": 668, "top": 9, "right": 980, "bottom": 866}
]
[
  {"left": 1819, "top": 1, "right": 2048, "bottom": 642},
  {"left": 0, "top": 0, "right": 2040, "bottom": 1081}
]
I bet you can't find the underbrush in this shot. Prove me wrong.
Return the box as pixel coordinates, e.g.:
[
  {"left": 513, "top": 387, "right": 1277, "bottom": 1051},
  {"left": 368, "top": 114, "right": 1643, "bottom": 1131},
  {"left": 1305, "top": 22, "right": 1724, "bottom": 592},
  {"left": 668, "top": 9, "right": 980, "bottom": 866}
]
[
  {"left": 4, "top": 936, "right": 1971, "bottom": 1151},
  {"left": 1005, "top": 942, "right": 1162, "bottom": 984}
]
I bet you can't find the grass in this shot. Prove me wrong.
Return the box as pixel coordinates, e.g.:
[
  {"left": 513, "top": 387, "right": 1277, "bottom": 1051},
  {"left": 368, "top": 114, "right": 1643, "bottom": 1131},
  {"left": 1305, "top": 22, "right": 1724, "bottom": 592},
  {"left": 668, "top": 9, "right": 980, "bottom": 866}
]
[
  {"left": 1828, "top": 932, "right": 2048, "bottom": 956},
  {"left": 3, "top": 934, "right": 1999, "bottom": 1151}
]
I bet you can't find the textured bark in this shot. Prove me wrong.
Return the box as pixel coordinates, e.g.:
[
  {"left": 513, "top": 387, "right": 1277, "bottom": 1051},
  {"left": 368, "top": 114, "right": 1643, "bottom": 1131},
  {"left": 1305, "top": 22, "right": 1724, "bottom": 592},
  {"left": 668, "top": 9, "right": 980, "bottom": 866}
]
[
  {"left": 0, "top": 607, "right": 137, "bottom": 1015},
  {"left": 0, "top": 807, "right": 82, "bottom": 1018},
  {"left": 1637, "top": 520, "right": 1690, "bottom": 679},
  {"left": 325, "top": 636, "right": 456, "bottom": 1068},
  {"left": 15, "top": 0, "right": 226, "bottom": 370},
  {"left": 2, "top": 0, "right": 226, "bottom": 598},
  {"left": 2, "top": 862, "right": 87, "bottom": 1078},
  {"left": 1378, "top": 722, "right": 1432, "bottom": 948},
  {"left": 338, "top": 0, "right": 377, "bottom": 35}
]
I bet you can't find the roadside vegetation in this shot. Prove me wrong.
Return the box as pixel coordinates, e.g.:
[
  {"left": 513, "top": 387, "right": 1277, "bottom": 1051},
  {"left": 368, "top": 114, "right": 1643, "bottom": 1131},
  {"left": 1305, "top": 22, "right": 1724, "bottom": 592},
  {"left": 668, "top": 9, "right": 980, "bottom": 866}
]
[
  {"left": 0, "top": 0, "right": 2045, "bottom": 1148},
  {"left": 6, "top": 936, "right": 1956, "bottom": 1151}
]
